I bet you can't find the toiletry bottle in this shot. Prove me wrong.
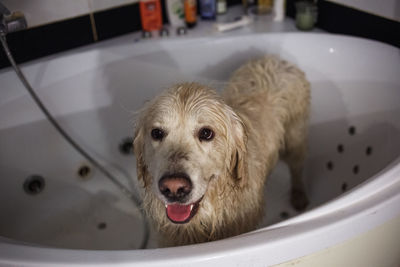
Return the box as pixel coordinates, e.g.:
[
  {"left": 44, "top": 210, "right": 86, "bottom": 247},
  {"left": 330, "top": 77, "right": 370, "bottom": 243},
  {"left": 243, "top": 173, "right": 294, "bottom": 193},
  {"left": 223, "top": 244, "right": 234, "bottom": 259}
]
[
  {"left": 200, "top": 0, "right": 216, "bottom": 20},
  {"left": 139, "top": 0, "right": 163, "bottom": 31},
  {"left": 184, "top": 0, "right": 197, "bottom": 28},
  {"left": 167, "top": 0, "right": 185, "bottom": 27},
  {"left": 217, "top": 0, "right": 227, "bottom": 14},
  {"left": 273, "top": 0, "right": 285, "bottom": 21},
  {"left": 295, "top": 1, "right": 317, "bottom": 31},
  {"left": 258, "top": 0, "right": 273, "bottom": 14},
  {"left": 242, "top": 0, "right": 256, "bottom": 14}
]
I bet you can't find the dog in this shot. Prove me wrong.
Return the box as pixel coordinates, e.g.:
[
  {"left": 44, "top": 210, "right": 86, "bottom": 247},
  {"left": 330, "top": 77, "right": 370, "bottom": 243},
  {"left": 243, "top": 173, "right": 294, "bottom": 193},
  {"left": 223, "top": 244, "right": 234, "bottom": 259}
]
[{"left": 133, "top": 55, "right": 310, "bottom": 247}]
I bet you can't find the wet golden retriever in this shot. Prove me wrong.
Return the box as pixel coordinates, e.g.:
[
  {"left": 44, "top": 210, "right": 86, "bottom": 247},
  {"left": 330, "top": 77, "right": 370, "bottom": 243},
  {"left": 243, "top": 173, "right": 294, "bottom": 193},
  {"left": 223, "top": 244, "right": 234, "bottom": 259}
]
[{"left": 133, "top": 55, "right": 310, "bottom": 247}]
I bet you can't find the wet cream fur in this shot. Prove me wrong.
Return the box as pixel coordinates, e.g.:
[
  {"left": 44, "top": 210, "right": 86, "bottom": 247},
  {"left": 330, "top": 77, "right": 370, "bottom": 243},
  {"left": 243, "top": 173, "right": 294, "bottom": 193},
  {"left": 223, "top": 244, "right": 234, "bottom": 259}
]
[{"left": 133, "top": 55, "right": 310, "bottom": 247}]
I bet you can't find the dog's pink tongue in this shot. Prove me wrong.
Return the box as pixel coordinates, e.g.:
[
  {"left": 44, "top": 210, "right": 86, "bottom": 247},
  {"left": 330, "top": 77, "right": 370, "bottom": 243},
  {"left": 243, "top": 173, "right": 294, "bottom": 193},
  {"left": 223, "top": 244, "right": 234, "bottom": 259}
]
[{"left": 166, "top": 204, "right": 191, "bottom": 222}]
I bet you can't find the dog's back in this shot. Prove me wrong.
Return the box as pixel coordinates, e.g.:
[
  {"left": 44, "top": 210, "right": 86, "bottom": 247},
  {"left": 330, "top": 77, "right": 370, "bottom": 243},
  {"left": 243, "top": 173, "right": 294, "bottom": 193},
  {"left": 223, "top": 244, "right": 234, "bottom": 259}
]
[
  {"left": 223, "top": 55, "right": 309, "bottom": 123},
  {"left": 223, "top": 55, "right": 310, "bottom": 211}
]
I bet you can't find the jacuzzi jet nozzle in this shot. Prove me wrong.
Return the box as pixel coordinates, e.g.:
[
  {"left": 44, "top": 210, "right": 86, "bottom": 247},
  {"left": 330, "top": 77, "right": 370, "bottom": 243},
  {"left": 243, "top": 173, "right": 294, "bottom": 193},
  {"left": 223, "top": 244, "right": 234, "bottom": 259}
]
[{"left": 23, "top": 175, "right": 45, "bottom": 195}]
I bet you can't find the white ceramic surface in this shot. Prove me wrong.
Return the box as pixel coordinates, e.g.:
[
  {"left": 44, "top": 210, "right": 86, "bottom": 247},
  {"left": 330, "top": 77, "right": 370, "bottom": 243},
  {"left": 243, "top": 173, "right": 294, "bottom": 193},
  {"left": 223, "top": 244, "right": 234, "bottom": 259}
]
[{"left": 0, "top": 32, "right": 399, "bottom": 266}]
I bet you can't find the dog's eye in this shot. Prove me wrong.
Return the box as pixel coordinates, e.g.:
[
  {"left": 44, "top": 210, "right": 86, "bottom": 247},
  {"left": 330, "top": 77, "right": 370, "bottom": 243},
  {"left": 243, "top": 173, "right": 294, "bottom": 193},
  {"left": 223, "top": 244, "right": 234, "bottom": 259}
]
[
  {"left": 198, "top": 127, "right": 214, "bottom": 141},
  {"left": 151, "top": 128, "right": 165, "bottom": 141}
]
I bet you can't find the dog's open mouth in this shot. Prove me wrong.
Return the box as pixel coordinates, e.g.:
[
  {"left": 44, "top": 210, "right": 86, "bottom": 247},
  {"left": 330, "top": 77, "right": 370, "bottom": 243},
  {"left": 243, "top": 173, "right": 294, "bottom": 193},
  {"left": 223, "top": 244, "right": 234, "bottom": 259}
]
[{"left": 165, "top": 198, "right": 202, "bottom": 224}]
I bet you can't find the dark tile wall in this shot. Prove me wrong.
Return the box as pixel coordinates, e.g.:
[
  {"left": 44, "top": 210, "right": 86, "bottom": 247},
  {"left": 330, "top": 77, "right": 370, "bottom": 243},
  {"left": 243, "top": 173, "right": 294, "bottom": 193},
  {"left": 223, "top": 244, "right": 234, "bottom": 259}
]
[
  {"left": 1, "top": 0, "right": 399, "bottom": 69},
  {"left": 286, "top": 0, "right": 400, "bottom": 48},
  {"left": 0, "top": 2, "right": 144, "bottom": 69},
  {"left": 94, "top": 3, "right": 142, "bottom": 41},
  {"left": 0, "top": 15, "right": 94, "bottom": 69}
]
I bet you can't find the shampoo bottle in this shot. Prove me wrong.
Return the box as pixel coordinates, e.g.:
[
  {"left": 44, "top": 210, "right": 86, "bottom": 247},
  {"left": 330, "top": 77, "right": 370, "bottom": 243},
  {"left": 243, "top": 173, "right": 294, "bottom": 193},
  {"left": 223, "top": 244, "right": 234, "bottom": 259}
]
[
  {"left": 200, "top": 0, "right": 216, "bottom": 20},
  {"left": 139, "top": 0, "right": 163, "bottom": 31},
  {"left": 184, "top": 0, "right": 197, "bottom": 28}
]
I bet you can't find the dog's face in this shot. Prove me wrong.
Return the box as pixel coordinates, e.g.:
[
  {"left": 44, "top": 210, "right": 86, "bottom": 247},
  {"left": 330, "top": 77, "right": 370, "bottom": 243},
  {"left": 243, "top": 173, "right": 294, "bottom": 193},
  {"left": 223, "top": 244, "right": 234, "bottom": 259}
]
[{"left": 134, "top": 83, "right": 247, "bottom": 224}]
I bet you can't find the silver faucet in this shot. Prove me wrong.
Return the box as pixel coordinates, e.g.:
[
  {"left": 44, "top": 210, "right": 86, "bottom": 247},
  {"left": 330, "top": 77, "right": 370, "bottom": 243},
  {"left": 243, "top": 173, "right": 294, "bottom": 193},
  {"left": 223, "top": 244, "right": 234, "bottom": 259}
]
[{"left": 0, "top": 2, "right": 27, "bottom": 36}]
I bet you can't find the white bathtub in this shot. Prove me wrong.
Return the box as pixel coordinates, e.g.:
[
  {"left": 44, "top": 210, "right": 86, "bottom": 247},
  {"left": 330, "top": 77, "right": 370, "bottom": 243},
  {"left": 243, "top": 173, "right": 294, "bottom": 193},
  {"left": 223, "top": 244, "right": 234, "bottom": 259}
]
[{"left": 0, "top": 32, "right": 400, "bottom": 266}]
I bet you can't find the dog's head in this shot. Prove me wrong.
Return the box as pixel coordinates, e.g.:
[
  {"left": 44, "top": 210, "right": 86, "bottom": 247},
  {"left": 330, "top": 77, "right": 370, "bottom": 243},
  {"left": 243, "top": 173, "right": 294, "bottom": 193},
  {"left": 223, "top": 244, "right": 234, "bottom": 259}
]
[{"left": 133, "top": 83, "right": 247, "bottom": 224}]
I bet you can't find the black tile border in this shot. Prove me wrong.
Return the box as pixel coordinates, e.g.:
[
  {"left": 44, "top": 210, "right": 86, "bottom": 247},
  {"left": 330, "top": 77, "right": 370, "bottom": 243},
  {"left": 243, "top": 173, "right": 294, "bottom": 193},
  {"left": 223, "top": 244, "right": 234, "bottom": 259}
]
[
  {"left": 93, "top": 3, "right": 142, "bottom": 41},
  {"left": 0, "top": 15, "right": 94, "bottom": 69},
  {"left": 317, "top": 1, "right": 400, "bottom": 48},
  {"left": 1, "top": 0, "right": 399, "bottom": 70},
  {"left": 0, "top": 2, "right": 153, "bottom": 69},
  {"left": 286, "top": 0, "right": 400, "bottom": 48}
]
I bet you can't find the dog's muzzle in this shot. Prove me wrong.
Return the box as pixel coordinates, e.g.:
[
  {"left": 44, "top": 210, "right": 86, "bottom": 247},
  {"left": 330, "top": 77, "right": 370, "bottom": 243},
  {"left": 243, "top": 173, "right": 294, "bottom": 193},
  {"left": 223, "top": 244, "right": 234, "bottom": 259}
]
[
  {"left": 158, "top": 173, "right": 192, "bottom": 203},
  {"left": 158, "top": 173, "right": 201, "bottom": 224}
]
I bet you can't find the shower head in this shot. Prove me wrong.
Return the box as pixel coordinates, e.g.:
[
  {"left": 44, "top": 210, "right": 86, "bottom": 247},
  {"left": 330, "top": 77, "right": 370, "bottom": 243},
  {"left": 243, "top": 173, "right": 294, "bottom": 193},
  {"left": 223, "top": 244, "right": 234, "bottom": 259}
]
[{"left": 0, "top": 2, "right": 27, "bottom": 36}]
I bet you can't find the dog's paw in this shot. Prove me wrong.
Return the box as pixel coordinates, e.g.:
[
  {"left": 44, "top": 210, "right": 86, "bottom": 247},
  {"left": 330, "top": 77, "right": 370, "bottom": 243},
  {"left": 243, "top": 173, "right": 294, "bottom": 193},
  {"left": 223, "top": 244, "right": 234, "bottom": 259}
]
[{"left": 290, "top": 189, "right": 309, "bottom": 212}]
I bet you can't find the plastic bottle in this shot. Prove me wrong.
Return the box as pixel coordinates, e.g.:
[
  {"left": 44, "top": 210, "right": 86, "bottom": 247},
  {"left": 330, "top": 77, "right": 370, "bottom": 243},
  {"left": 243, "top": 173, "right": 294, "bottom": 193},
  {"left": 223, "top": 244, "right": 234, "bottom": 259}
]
[
  {"left": 258, "top": 0, "right": 273, "bottom": 14},
  {"left": 273, "top": 0, "right": 285, "bottom": 21},
  {"left": 200, "top": 0, "right": 216, "bottom": 20},
  {"left": 139, "top": 0, "right": 163, "bottom": 31},
  {"left": 242, "top": 0, "right": 255, "bottom": 14},
  {"left": 184, "top": 0, "right": 197, "bottom": 28},
  {"left": 166, "top": 0, "right": 185, "bottom": 27},
  {"left": 217, "top": 0, "right": 227, "bottom": 14}
]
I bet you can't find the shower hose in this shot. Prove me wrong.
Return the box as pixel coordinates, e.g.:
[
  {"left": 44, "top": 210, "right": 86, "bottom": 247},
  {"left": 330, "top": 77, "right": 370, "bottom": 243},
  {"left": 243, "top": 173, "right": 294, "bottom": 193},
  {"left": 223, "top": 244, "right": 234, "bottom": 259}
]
[{"left": 0, "top": 33, "right": 149, "bottom": 249}]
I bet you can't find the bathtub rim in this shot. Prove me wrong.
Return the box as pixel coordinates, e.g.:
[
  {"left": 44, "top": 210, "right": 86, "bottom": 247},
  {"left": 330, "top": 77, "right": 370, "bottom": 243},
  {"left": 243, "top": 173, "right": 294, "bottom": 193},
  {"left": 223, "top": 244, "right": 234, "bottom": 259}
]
[
  {"left": 1, "top": 32, "right": 400, "bottom": 266},
  {"left": 1, "top": 31, "right": 399, "bottom": 78}
]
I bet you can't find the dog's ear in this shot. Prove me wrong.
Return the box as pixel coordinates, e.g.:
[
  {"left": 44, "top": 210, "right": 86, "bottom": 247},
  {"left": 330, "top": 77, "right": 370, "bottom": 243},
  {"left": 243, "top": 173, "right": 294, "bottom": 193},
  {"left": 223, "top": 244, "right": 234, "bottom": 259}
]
[
  {"left": 133, "top": 125, "right": 150, "bottom": 187},
  {"left": 227, "top": 108, "right": 248, "bottom": 188}
]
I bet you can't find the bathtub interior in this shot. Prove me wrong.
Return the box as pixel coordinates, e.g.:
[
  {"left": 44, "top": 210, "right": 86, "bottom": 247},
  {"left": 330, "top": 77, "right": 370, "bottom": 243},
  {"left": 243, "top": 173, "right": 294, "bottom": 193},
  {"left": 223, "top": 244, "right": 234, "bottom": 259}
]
[{"left": 0, "top": 33, "right": 399, "bottom": 250}]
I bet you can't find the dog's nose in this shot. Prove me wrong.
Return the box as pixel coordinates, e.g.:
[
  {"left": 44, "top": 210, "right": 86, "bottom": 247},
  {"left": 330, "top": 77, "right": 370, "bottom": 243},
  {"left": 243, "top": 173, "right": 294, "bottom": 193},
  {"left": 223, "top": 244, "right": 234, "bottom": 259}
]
[{"left": 159, "top": 174, "right": 192, "bottom": 202}]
